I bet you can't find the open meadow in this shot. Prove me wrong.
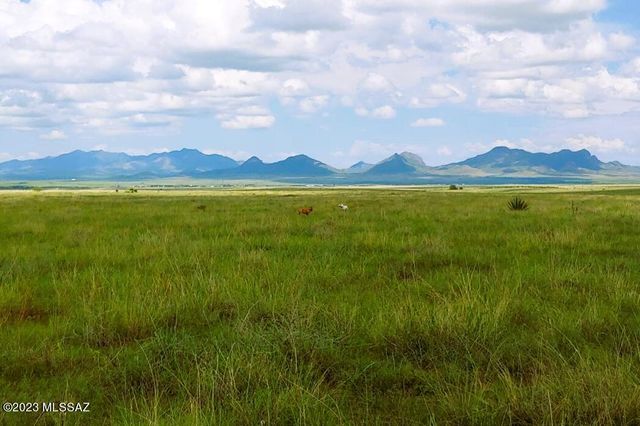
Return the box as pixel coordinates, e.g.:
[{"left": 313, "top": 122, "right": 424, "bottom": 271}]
[{"left": 2, "top": 187, "right": 640, "bottom": 424}]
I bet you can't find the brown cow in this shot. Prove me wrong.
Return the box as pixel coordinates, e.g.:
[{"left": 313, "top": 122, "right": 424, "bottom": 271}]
[{"left": 298, "top": 207, "right": 313, "bottom": 215}]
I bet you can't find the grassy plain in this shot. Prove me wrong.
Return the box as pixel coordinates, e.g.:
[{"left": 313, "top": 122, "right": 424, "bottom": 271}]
[{"left": 1, "top": 186, "right": 640, "bottom": 424}]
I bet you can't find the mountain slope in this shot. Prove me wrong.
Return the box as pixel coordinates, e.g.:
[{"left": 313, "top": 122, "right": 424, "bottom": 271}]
[
  {"left": 365, "top": 152, "right": 429, "bottom": 175},
  {"left": 141, "top": 149, "right": 239, "bottom": 173},
  {"left": 345, "top": 161, "right": 374, "bottom": 173},
  {"left": 445, "top": 146, "right": 604, "bottom": 173},
  {"left": 0, "top": 149, "right": 238, "bottom": 179},
  {"left": 233, "top": 156, "right": 271, "bottom": 174},
  {"left": 204, "top": 154, "right": 336, "bottom": 177},
  {"left": 0, "top": 150, "right": 130, "bottom": 179}
]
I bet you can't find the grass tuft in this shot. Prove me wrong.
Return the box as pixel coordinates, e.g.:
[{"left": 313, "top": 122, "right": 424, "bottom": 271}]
[{"left": 507, "top": 196, "right": 529, "bottom": 211}]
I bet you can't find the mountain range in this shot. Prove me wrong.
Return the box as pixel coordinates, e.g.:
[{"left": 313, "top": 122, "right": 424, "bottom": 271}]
[{"left": 0, "top": 146, "right": 637, "bottom": 184}]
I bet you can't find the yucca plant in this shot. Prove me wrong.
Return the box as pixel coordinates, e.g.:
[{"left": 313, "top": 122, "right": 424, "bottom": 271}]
[{"left": 508, "top": 196, "right": 529, "bottom": 211}]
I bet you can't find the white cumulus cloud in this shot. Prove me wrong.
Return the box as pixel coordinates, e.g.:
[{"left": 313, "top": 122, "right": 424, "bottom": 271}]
[
  {"left": 0, "top": 0, "right": 636, "bottom": 142},
  {"left": 40, "top": 130, "right": 67, "bottom": 140},
  {"left": 566, "top": 135, "right": 628, "bottom": 153},
  {"left": 371, "top": 105, "right": 396, "bottom": 119},
  {"left": 412, "top": 118, "right": 445, "bottom": 127},
  {"left": 219, "top": 115, "right": 276, "bottom": 129}
]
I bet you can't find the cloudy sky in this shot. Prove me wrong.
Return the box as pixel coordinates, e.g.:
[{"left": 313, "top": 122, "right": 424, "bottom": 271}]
[{"left": 1, "top": 0, "right": 639, "bottom": 166}]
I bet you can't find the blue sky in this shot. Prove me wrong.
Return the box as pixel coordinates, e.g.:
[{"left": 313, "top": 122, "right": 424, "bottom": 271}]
[{"left": 1, "top": 0, "right": 639, "bottom": 167}]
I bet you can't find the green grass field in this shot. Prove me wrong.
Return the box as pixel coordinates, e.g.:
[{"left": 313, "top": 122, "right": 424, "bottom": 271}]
[{"left": 2, "top": 187, "right": 640, "bottom": 424}]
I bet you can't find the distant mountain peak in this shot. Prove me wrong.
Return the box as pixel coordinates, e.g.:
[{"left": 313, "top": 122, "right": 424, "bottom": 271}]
[
  {"left": 398, "top": 152, "right": 426, "bottom": 167},
  {"left": 450, "top": 146, "right": 603, "bottom": 172},
  {"left": 285, "top": 154, "right": 316, "bottom": 162},
  {"left": 488, "top": 146, "right": 512, "bottom": 153},
  {"left": 365, "top": 151, "right": 428, "bottom": 175},
  {"left": 210, "top": 153, "right": 335, "bottom": 177},
  {"left": 0, "top": 148, "right": 238, "bottom": 179},
  {"left": 345, "top": 160, "right": 374, "bottom": 174},
  {"left": 279, "top": 154, "right": 335, "bottom": 169},
  {"left": 243, "top": 156, "right": 264, "bottom": 164}
]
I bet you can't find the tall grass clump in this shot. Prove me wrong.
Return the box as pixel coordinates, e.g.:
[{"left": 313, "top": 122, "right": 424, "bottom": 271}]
[{"left": 507, "top": 196, "right": 529, "bottom": 211}]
